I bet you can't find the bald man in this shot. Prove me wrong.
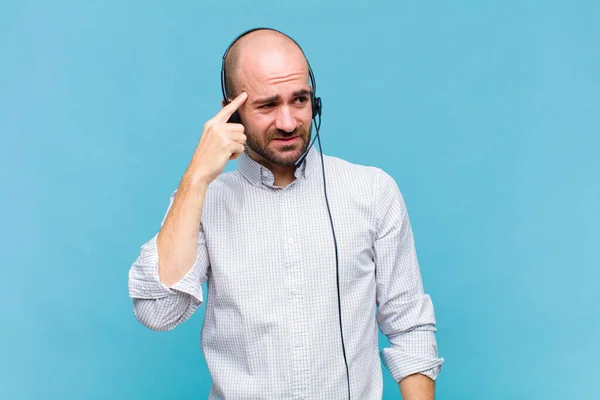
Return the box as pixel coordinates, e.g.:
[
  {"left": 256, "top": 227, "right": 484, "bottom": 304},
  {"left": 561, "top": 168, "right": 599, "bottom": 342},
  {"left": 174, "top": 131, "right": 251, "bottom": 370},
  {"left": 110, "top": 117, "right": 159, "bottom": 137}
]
[{"left": 128, "top": 28, "right": 444, "bottom": 400}]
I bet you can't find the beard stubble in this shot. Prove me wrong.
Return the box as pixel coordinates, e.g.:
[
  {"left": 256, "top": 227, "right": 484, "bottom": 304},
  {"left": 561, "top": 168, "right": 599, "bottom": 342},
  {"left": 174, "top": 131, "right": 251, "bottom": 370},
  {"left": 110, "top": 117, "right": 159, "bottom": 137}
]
[{"left": 245, "top": 123, "right": 312, "bottom": 167}]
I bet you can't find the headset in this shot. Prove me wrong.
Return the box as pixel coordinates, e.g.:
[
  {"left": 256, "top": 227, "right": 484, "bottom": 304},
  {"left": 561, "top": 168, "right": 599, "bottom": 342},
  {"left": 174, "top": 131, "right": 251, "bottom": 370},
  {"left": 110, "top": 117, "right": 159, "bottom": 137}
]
[{"left": 220, "top": 28, "right": 351, "bottom": 399}]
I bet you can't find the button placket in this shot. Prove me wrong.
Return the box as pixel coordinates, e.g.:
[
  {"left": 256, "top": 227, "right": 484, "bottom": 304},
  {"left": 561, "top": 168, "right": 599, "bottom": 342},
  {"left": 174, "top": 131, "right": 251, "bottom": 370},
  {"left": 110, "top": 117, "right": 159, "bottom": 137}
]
[{"left": 280, "top": 188, "right": 310, "bottom": 399}]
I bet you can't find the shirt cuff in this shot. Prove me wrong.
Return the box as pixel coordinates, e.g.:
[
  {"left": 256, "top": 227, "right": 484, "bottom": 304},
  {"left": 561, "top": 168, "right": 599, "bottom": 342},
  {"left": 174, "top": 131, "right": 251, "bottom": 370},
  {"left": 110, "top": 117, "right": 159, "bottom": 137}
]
[
  {"left": 381, "top": 347, "right": 444, "bottom": 382},
  {"left": 380, "top": 329, "right": 444, "bottom": 382},
  {"left": 418, "top": 365, "right": 442, "bottom": 381},
  {"left": 128, "top": 234, "right": 205, "bottom": 304}
]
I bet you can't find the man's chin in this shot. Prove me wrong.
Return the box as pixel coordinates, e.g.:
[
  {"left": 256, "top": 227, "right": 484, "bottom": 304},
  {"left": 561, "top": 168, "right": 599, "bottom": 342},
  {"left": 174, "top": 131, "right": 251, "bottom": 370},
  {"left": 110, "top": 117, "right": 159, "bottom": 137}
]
[
  {"left": 271, "top": 152, "right": 303, "bottom": 166},
  {"left": 271, "top": 149, "right": 307, "bottom": 166},
  {"left": 267, "top": 143, "right": 308, "bottom": 165},
  {"left": 247, "top": 137, "right": 310, "bottom": 167}
]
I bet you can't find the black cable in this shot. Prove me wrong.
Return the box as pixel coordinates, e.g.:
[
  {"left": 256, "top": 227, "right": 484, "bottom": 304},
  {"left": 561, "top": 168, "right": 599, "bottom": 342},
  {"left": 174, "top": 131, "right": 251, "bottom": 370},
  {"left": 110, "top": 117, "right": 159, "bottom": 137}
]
[{"left": 314, "top": 115, "right": 351, "bottom": 400}]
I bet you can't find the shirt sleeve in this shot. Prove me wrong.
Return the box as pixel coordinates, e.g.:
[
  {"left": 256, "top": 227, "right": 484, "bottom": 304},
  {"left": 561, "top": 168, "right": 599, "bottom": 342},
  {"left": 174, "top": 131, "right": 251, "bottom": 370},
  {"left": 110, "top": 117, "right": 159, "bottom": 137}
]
[
  {"left": 127, "top": 190, "right": 210, "bottom": 332},
  {"left": 373, "top": 170, "right": 444, "bottom": 382}
]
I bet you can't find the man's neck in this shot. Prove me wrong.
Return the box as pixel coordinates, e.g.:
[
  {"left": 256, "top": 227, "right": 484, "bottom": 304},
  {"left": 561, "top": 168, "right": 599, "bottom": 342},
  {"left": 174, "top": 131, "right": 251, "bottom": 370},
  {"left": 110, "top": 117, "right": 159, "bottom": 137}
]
[{"left": 247, "top": 149, "right": 296, "bottom": 188}]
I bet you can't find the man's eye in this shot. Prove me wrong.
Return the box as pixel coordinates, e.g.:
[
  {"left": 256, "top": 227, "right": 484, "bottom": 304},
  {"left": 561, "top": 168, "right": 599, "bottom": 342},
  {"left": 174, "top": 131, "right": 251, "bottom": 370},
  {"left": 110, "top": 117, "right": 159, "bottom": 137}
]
[
  {"left": 259, "top": 103, "right": 275, "bottom": 109},
  {"left": 295, "top": 96, "right": 308, "bottom": 104}
]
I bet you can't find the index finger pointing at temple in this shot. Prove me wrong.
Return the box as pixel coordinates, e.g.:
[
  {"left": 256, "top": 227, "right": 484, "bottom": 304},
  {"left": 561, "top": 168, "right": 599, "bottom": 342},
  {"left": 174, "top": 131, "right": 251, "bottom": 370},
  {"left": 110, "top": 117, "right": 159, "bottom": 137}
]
[{"left": 214, "top": 92, "right": 248, "bottom": 123}]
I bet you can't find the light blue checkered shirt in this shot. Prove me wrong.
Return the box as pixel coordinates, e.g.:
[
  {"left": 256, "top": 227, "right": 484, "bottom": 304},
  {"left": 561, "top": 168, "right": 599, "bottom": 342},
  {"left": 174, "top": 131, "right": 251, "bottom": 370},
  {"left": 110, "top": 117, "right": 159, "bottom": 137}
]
[{"left": 128, "top": 145, "right": 444, "bottom": 399}]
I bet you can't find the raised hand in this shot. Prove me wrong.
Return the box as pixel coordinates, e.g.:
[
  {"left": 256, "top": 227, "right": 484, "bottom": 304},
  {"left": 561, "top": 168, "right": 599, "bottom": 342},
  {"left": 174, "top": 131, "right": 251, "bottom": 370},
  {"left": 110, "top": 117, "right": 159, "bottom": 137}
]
[{"left": 186, "top": 92, "right": 248, "bottom": 185}]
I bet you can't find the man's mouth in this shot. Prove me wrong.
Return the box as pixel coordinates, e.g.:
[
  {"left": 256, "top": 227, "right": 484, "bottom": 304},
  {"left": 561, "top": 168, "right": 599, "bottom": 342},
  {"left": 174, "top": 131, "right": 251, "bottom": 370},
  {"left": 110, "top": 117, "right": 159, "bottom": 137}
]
[{"left": 272, "top": 136, "right": 299, "bottom": 143}]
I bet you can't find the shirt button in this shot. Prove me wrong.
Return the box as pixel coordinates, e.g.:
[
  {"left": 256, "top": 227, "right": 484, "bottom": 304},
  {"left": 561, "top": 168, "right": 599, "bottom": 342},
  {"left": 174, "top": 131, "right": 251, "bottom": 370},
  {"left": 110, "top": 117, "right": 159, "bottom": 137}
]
[{"left": 287, "top": 237, "right": 294, "bottom": 245}]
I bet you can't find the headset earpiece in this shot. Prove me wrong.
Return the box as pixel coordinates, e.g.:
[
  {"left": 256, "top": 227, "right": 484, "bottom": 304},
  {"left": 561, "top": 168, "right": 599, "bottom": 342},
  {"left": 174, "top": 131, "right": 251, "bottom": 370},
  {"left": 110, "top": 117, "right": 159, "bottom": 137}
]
[{"left": 312, "top": 95, "right": 322, "bottom": 119}]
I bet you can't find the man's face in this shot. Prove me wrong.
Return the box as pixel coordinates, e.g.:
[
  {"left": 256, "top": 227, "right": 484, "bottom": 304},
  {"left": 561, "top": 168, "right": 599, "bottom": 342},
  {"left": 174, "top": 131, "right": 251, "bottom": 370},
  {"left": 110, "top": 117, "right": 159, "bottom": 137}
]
[{"left": 236, "top": 48, "right": 314, "bottom": 167}]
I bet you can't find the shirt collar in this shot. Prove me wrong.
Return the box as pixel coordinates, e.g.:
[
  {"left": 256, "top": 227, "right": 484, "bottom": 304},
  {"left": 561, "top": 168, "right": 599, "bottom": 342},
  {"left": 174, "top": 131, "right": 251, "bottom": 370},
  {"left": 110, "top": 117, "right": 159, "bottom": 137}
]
[{"left": 237, "top": 144, "right": 320, "bottom": 188}]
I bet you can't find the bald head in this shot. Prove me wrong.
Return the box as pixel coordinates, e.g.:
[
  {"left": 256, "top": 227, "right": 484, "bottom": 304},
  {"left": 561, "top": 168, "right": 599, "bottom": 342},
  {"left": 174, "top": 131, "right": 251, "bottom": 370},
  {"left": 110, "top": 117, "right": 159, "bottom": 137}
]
[{"left": 224, "top": 29, "right": 310, "bottom": 99}]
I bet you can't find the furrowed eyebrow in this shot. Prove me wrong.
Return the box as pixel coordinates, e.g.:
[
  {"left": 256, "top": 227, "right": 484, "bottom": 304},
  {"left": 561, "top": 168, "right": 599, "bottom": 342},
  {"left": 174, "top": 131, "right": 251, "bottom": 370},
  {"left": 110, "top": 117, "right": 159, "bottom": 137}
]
[
  {"left": 292, "top": 89, "right": 311, "bottom": 97},
  {"left": 252, "top": 95, "right": 280, "bottom": 106},
  {"left": 252, "top": 89, "right": 311, "bottom": 106}
]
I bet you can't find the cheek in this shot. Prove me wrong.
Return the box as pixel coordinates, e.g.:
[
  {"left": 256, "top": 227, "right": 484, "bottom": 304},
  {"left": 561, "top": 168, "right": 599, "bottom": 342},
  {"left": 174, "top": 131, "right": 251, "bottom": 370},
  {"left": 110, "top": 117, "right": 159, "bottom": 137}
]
[
  {"left": 300, "top": 113, "right": 313, "bottom": 129},
  {"left": 291, "top": 107, "right": 312, "bottom": 126},
  {"left": 244, "top": 115, "right": 273, "bottom": 136}
]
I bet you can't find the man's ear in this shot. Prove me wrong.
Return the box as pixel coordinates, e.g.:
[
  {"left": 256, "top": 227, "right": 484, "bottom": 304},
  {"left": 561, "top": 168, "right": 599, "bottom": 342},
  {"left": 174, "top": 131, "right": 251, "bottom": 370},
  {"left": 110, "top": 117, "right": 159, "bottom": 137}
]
[{"left": 221, "top": 99, "right": 227, "bottom": 108}]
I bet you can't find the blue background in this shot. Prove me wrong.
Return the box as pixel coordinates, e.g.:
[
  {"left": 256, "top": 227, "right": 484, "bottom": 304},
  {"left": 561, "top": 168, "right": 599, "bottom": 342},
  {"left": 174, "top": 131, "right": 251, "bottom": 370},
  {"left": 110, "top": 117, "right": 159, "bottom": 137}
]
[{"left": 1, "top": 1, "right": 598, "bottom": 399}]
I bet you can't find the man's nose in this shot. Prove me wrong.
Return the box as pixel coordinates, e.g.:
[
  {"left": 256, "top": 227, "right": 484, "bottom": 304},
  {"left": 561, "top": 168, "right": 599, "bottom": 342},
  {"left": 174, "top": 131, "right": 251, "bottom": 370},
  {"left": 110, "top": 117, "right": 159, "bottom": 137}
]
[{"left": 274, "top": 106, "right": 297, "bottom": 133}]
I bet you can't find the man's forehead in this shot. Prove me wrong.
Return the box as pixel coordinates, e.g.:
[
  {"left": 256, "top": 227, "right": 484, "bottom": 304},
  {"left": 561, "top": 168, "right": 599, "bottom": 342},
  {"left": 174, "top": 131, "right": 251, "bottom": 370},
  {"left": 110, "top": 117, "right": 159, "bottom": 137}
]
[
  {"left": 241, "top": 74, "right": 310, "bottom": 99},
  {"left": 241, "top": 47, "right": 308, "bottom": 74},
  {"left": 238, "top": 55, "right": 310, "bottom": 92}
]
